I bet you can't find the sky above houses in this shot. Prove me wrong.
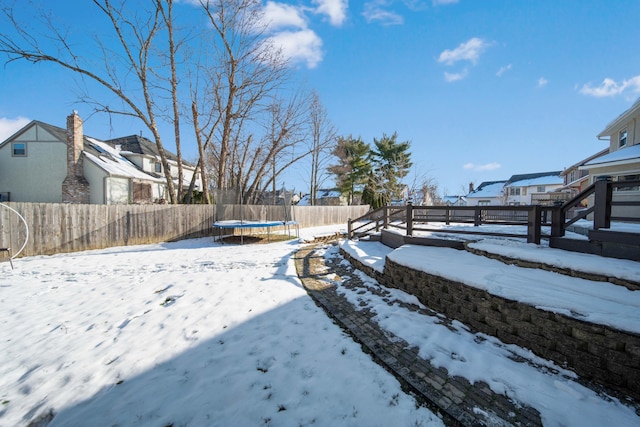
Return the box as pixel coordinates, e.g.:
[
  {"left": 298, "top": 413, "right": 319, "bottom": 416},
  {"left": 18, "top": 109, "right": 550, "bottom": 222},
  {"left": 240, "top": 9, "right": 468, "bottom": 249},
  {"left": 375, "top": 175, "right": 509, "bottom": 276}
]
[{"left": 1, "top": 0, "right": 640, "bottom": 196}]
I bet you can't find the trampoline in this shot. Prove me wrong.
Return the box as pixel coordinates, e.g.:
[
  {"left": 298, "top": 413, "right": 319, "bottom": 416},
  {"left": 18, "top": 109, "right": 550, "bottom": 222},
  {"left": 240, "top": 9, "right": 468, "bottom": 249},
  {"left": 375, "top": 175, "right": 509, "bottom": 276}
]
[{"left": 212, "top": 220, "right": 299, "bottom": 244}]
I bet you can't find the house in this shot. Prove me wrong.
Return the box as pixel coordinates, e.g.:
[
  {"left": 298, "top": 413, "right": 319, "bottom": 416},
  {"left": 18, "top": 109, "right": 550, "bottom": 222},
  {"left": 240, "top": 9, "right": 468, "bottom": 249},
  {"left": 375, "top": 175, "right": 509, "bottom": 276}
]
[
  {"left": 442, "top": 195, "right": 467, "bottom": 206},
  {"left": 503, "top": 171, "right": 563, "bottom": 206},
  {"left": 560, "top": 149, "right": 609, "bottom": 197},
  {"left": 585, "top": 97, "right": 640, "bottom": 187},
  {"left": 297, "top": 189, "right": 346, "bottom": 206},
  {"left": 580, "top": 97, "right": 640, "bottom": 217},
  {"left": 0, "top": 112, "right": 200, "bottom": 204},
  {"left": 465, "top": 181, "right": 507, "bottom": 206},
  {"left": 106, "top": 135, "right": 201, "bottom": 195}
]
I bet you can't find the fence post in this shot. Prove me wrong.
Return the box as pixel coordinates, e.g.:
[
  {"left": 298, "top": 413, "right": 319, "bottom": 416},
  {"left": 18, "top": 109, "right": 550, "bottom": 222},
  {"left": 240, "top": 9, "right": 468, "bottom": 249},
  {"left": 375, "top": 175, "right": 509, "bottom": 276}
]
[
  {"left": 347, "top": 218, "right": 352, "bottom": 239},
  {"left": 445, "top": 206, "right": 450, "bottom": 225},
  {"left": 527, "top": 205, "right": 541, "bottom": 244},
  {"left": 474, "top": 207, "right": 481, "bottom": 226},
  {"left": 593, "top": 178, "right": 612, "bottom": 230},
  {"left": 406, "top": 202, "right": 413, "bottom": 236}
]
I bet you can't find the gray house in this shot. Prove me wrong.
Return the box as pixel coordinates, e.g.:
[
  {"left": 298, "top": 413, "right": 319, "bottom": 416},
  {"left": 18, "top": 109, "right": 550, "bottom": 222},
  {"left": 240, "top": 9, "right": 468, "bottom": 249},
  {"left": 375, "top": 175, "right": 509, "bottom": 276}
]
[{"left": 0, "top": 112, "right": 200, "bottom": 204}]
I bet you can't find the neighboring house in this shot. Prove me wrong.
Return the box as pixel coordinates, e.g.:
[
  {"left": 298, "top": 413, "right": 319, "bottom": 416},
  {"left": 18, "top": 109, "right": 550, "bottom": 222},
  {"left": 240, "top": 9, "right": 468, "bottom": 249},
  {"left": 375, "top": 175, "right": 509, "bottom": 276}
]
[
  {"left": 581, "top": 98, "right": 640, "bottom": 217},
  {"left": 560, "top": 149, "right": 609, "bottom": 197},
  {"left": 297, "top": 189, "right": 346, "bottom": 206},
  {"left": 106, "top": 135, "right": 201, "bottom": 196},
  {"left": 585, "top": 97, "right": 640, "bottom": 188},
  {"left": 465, "top": 181, "right": 507, "bottom": 206},
  {"left": 504, "top": 171, "right": 563, "bottom": 205},
  {"left": 442, "top": 195, "right": 467, "bottom": 206},
  {"left": 0, "top": 112, "right": 200, "bottom": 204}
]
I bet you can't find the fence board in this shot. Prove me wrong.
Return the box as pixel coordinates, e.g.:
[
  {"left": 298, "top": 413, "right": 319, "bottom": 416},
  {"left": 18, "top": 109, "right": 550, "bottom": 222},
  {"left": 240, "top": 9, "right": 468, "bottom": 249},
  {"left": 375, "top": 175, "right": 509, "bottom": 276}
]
[{"left": 0, "top": 202, "right": 369, "bottom": 258}]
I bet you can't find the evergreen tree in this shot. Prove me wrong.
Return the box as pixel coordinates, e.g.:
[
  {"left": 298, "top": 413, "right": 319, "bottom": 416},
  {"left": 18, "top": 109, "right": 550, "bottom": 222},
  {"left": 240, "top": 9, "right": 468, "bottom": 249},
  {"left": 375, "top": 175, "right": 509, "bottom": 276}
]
[
  {"left": 328, "top": 136, "right": 371, "bottom": 205},
  {"left": 371, "top": 132, "right": 412, "bottom": 205}
]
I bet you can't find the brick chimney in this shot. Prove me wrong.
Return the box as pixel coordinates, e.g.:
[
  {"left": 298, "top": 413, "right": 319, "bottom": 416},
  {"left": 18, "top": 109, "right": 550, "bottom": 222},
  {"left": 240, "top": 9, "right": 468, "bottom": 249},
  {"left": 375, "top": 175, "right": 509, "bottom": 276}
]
[
  {"left": 468, "top": 182, "right": 475, "bottom": 194},
  {"left": 61, "top": 111, "right": 90, "bottom": 203}
]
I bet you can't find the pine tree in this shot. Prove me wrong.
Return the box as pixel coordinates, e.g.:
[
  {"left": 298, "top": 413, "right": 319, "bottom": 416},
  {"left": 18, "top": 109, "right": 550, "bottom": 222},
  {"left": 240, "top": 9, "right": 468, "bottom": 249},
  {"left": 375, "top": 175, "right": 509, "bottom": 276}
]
[{"left": 328, "top": 136, "right": 371, "bottom": 205}]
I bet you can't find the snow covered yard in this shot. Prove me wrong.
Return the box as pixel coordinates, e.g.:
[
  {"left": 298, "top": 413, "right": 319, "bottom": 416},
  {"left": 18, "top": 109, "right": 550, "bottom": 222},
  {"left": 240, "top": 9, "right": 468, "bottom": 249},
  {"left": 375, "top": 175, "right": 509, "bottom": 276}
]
[
  {"left": 0, "top": 231, "right": 442, "bottom": 427},
  {"left": 336, "top": 237, "right": 640, "bottom": 427}
]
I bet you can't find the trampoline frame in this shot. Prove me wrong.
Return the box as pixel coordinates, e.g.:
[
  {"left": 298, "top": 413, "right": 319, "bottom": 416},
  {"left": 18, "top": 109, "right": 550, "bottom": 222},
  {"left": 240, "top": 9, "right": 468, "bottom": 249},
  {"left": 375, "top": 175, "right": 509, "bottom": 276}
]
[{"left": 212, "top": 220, "right": 299, "bottom": 244}]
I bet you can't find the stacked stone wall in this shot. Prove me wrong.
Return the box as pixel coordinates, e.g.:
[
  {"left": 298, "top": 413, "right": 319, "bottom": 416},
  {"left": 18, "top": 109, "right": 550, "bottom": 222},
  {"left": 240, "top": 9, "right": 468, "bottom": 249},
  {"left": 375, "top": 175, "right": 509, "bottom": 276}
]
[{"left": 341, "top": 248, "right": 640, "bottom": 401}]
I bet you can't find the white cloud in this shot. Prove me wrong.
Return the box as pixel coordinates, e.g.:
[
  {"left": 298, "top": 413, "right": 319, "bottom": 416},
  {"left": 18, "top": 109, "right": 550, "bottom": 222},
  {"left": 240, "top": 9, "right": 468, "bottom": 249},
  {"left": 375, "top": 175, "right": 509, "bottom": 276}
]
[
  {"left": 312, "top": 0, "right": 347, "bottom": 26},
  {"left": 267, "top": 29, "right": 323, "bottom": 68},
  {"left": 537, "top": 77, "right": 548, "bottom": 88},
  {"left": 579, "top": 75, "right": 640, "bottom": 98},
  {"left": 0, "top": 117, "right": 30, "bottom": 142},
  {"left": 463, "top": 162, "right": 501, "bottom": 171},
  {"left": 496, "top": 64, "right": 512, "bottom": 77},
  {"left": 262, "top": 1, "right": 308, "bottom": 31},
  {"left": 363, "top": 1, "right": 404, "bottom": 25},
  {"left": 259, "top": 2, "right": 325, "bottom": 69},
  {"left": 438, "top": 37, "right": 491, "bottom": 66},
  {"left": 444, "top": 69, "right": 467, "bottom": 82}
]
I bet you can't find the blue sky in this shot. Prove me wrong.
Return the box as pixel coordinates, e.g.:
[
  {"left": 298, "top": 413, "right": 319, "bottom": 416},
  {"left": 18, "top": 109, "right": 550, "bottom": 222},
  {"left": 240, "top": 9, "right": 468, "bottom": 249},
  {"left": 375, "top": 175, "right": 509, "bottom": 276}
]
[{"left": 1, "top": 0, "right": 640, "bottom": 196}]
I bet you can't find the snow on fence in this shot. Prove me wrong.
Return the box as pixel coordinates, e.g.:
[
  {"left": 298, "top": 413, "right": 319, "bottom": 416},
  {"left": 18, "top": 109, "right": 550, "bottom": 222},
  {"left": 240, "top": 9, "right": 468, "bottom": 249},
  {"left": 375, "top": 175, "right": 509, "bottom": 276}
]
[{"left": 0, "top": 203, "right": 369, "bottom": 257}]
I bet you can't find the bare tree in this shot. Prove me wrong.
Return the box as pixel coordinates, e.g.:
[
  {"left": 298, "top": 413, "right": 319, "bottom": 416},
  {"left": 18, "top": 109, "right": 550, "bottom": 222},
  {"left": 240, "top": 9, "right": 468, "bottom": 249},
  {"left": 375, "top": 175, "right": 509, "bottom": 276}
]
[
  {"left": 157, "top": 0, "right": 185, "bottom": 201},
  {"left": 242, "top": 93, "right": 311, "bottom": 204},
  {"left": 308, "top": 91, "right": 337, "bottom": 205},
  {"left": 199, "top": 0, "right": 290, "bottom": 192},
  {"left": 407, "top": 168, "right": 441, "bottom": 205},
  {"left": 0, "top": 1, "right": 183, "bottom": 202}
]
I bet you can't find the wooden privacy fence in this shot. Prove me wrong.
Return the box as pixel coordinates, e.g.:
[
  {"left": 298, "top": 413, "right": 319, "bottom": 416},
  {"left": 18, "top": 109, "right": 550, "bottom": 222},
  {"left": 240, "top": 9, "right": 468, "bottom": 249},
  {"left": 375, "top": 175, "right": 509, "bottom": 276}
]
[{"left": 0, "top": 203, "right": 370, "bottom": 258}]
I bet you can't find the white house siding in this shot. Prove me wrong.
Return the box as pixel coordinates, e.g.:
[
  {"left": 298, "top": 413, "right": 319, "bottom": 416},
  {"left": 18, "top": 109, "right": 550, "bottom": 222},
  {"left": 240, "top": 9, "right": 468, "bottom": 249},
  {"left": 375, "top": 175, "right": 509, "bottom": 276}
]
[
  {"left": 0, "top": 124, "right": 67, "bottom": 202},
  {"left": 105, "top": 177, "right": 131, "bottom": 204}
]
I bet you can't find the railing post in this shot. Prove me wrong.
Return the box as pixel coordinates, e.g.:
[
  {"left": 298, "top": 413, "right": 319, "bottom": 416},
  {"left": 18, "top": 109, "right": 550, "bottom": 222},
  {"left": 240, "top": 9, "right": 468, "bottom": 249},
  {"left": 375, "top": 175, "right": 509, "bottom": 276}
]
[
  {"left": 527, "top": 205, "right": 542, "bottom": 244},
  {"left": 550, "top": 207, "right": 565, "bottom": 237},
  {"left": 383, "top": 206, "right": 389, "bottom": 229},
  {"left": 406, "top": 202, "right": 413, "bottom": 236},
  {"left": 445, "top": 206, "right": 450, "bottom": 225},
  {"left": 347, "top": 218, "right": 352, "bottom": 239},
  {"left": 593, "top": 178, "right": 612, "bottom": 230},
  {"left": 474, "top": 207, "right": 481, "bottom": 226}
]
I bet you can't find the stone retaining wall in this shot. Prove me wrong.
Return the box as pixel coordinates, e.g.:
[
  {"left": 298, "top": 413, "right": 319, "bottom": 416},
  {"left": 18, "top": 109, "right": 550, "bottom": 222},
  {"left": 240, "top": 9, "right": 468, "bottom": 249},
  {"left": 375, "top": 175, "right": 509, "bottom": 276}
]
[{"left": 341, "top": 248, "right": 640, "bottom": 402}]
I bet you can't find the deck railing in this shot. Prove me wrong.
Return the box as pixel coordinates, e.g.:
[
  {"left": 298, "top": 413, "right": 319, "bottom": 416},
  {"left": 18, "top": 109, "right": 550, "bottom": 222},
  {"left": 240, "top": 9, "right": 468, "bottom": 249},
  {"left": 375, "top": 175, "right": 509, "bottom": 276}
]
[{"left": 347, "top": 179, "right": 640, "bottom": 245}]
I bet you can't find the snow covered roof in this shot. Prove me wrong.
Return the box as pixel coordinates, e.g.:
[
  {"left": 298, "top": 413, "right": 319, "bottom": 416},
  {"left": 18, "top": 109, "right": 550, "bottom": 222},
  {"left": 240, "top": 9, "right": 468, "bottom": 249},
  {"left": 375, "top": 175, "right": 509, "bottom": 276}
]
[
  {"left": 84, "top": 137, "right": 165, "bottom": 182},
  {"left": 466, "top": 181, "right": 506, "bottom": 198},
  {"left": 106, "top": 134, "right": 195, "bottom": 167},
  {"left": 509, "top": 175, "right": 563, "bottom": 187},
  {"left": 583, "top": 143, "right": 640, "bottom": 167},
  {"left": 507, "top": 171, "right": 562, "bottom": 186}
]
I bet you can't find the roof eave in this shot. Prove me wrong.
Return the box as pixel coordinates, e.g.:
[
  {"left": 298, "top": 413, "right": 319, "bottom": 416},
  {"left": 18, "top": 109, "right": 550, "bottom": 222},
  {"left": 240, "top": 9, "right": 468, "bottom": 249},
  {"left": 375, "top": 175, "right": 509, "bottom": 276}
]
[{"left": 597, "top": 98, "right": 640, "bottom": 138}]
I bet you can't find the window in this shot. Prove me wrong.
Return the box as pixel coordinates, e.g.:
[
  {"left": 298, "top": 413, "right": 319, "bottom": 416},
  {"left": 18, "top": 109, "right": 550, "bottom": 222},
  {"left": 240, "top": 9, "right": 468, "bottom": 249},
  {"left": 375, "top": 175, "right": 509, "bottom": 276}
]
[
  {"left": 536, "top": 186, "right": 546, "bottom": 193},
  {"left": 619, "top": 128, "right": 628, "bottom": 148},
  {"left": 478, "top": 200, "right": 491, "bottom": 206},
  {"left": 155, "top": 162, "right": 162, "bottom": 173},
  {"left": 616, "top": 174, "right": 640, "bottom": 191},
  {"left": 509, "top": 187, "right": 520, "bottom": 196},
  {"left": 12, "top": 142, "right": 26, "bottom": 157}
]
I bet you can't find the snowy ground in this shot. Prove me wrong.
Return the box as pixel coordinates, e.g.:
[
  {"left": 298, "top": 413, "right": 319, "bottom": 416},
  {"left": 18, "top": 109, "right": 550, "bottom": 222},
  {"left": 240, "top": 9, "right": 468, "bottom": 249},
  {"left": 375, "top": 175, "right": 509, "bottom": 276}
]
[
  {"left": 1, "top": 224, "right": 639, "bottom": 427},
  {"left": 336, "top": 240, "right": 640, "bottom": 426},
  {"left": 0, "top": 226, "right": 441, "bottom": 427}
]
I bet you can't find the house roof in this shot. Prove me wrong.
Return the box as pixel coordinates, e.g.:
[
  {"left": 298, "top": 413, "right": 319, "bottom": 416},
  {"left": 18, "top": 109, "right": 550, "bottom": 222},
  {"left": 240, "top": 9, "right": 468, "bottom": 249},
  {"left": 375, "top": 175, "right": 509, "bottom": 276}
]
[
  {"left": 560, "top": 148, "right": 609, "bottom": 176},
  {"left": 597, "top": 97, "right": 640, "bottom": 138},
  {"left": 467, "top": 181, "right": 506, "bottom": 198},
  {"left": 507, "top": 171, "right": 562, "bottom": 186},
  {"left": 583, "top": 143, "right": 640, "bottom": 168},
  {"left": 84, "top": 137, "right": 165, "bottom": 182},
  {"left": 443, "top": 195, "right": 466, "bottom": 204},
  {"left": 105, "top": 135, "right": 194, "bottom": 167}
]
